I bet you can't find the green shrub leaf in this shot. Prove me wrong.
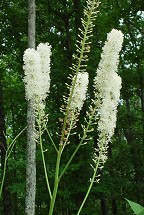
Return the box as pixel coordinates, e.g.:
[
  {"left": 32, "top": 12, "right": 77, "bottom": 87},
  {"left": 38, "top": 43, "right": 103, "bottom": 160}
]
[
  {"left": 138, "top": 209, "right": 144, "bottom": 215},
  {"left": 125, "top": 199, "right": 144, "bottom": 214}
]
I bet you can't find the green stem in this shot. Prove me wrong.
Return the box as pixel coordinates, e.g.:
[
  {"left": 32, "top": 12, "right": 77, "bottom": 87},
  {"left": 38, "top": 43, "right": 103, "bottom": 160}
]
[
  {"left": 59, "top": 108, "right": 96, "bottom": 180},
  {"left": 59, "top": 141, "right": 82, "bottom": 181},
  {"left": 77, "top": 139, "right": 105, "bottom": 215},
  {"left": 40, "top": 138, "right": 52, "bottom": 199},
  {"left": 48, "top": 146, "right": 62, "bottom": 215},
  {"left": 44, "top": 123, "right": 58, "bottom": 153},
  {"left": 38, "top": 116, "right": 52, "bottom": 199},
  {"left": 61, "top": 116, "right": 74, "bottom": 153},
  {"left": 7, "top": 127, "right": 26, "bottom": 159},
  {"left": 0, "top": 155, "right": 7, "bottom": 198},
  {"left": 0, "top": 127, "right": 26, "bottom": 198}
]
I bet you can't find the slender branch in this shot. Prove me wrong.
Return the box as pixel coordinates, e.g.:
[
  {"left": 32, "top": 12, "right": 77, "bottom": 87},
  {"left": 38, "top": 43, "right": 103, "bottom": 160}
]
[
  {"left": 0, "top": 127, "right": 26, "bottom": 198},
  {"left": 40, "top": 146, "right": 52, "bottom": 199},
  {"left": 39, "top": 122, "right": 52, "bottom": 199},
  {"left": 77, "top": 138, "right": 105, "bottom": 215},
  {"left": 0, "top": 153, "right": 7, "bottom": 198},
  {"left": 59, "top": 142, "right": 82, "bottom": 181},
  {"left": 44, "top": 123, "right": 58, "bottom": 153},
  {"left": 7, "top": 127, "right": 27, "bottom": 159},
  {"left": 48, "top": 145, "right": 62, "bottom": 215},
  {"left": 59, "top": 107, "right": 96, "bottom": 180},
  {"left": 61, "top": 115, "right": 75, "bottom": 153}
]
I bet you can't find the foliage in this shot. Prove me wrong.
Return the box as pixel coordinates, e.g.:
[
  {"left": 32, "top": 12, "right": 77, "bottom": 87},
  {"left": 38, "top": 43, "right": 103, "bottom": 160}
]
[{"left": 125, "top": 199, "right": 144, "bottom": 215}]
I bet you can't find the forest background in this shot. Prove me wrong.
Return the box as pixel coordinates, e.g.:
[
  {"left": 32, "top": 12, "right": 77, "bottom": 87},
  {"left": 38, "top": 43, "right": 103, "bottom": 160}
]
[{"left": 0, "top": 0, "right": 144, "bottom": 214}]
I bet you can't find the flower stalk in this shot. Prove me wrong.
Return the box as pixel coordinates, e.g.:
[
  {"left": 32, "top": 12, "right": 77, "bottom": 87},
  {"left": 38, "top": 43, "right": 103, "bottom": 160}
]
[{"left": 48, "top": 2, "right": 100, "bottom": 214}]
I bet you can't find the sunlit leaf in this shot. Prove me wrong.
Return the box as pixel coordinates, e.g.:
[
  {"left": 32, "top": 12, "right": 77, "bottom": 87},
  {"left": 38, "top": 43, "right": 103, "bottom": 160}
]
[{"left": 125, "top": 199, "right": 144, "bottom": 214}]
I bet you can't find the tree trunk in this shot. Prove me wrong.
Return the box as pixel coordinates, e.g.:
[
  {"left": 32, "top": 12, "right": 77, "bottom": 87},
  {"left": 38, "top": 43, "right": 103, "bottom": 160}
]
[
  {"left": 101, "top": 194, "right": 108, "bottom": 215},
  {"left": 25, "top": 101, "right": 36, "bottom": 215},
  {"left": 25, "top": 0, "right": 36, "bottom": 214},
  {"left": 137, "top": 60, "right": 144, "bottom": 143},
  {"left": 0, "top": 75, "right": 12, "bottom": 214},
  {"left": 28, "top": 0, "right": 35, "bottom": 49},
  {"left": 111, "top": 197, "right": 117, "bottom": 215}
]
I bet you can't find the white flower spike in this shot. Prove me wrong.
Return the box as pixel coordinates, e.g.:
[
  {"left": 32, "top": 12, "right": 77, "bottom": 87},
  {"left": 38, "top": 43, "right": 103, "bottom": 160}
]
[
  {"left": 92, "top": 29, "right": 124, "bottom": 171},
  {"left": 23, "top": 43, "right": 52, "bottom": 113},
  {"left": 94, "top": 29, "right": 123, "bottom": 139},
  {"left": 69, "top": 72, "right": 89, "bottom": 112}
]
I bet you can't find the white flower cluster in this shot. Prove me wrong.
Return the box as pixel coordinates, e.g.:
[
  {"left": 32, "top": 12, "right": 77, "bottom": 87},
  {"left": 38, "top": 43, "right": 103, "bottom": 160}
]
[
  {"left": 69, "top": 72, "right": 89, "bottom": 112},
  {"left": 23, "top": 43, "right": 51, "bottom": 112},
  {"left": 94, "top": 29, "right": 123, "bottom": 139},
  {"left": 96, "top": 72, "right": 122, "bottom": 139},
  {"left": 92, "top": 29, "right": 123, "bottom": 170}
]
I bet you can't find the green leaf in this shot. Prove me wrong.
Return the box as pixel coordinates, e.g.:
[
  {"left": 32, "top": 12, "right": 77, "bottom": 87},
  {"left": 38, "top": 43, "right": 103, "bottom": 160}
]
[
  {"left": 125, "top": 199, "right": 144, "bottom": 214},
  {"left": 138, "top": 209, "right": 144, "bottom": 215}
]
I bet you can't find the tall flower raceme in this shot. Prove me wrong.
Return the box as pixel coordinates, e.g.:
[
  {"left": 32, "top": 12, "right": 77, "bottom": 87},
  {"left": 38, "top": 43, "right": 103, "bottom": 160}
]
[
  {"left": 60, "top": 0, "right": 100, "bottom": 145},
  {"left": 23, "top": 48, "right": 41, "bottom": 102},
  {"left": 76, "top": 29, "right": 124, "bottom": 214},
  {"left": 68, "top": 72, "right": 89, "bottom": 120},
  {"left": 61, "top": 72, "right": 89, "bottom": 145},
  {"left": 37, "top": 43, "right": 51, "bottom": 100},
  {"left": 93, "top": 29, "right": 124, "bottom": 170},
  {"left": 23, "top": 43, "right": 52, "bottom": 115}
]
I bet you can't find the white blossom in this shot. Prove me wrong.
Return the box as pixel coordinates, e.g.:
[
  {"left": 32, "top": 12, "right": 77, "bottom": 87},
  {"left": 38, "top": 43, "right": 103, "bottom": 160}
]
[
  {"left": 92, "top": 29, "right": 123, "bottom": 171},
  {"left": 23, "top": 43, "right": 52, "bottom": 113},
  {"left": 37, "top": 43, "right": 51, "bottom": 101},
  {"left": 69, "top": 72, "right": 89, "bottom": 112},
  {"left": 96, "top": 72, "right": 122, "bottom": 138},
  {"left": 94, "top": 29, "right": 123, "bottom": 139},
  {"left": 23, "top": 48, "right": 42, "bottom": 102}
]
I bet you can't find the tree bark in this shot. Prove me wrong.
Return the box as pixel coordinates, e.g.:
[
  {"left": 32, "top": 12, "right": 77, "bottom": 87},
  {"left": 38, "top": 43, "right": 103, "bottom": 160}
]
[
  {"left": 111, "top": 197, "right": 117, "bottom": 215},
  {"left": 25, "top": 101, "right": 36, "bottom": 215},
  {"left": 28, "top": 0, "right": 35, "bottom": 49},
  {"left": 137, "top": 60, "right": 144, "bottom": 143},
  {"left": 0, "top": 75, "right": 12, "bottom": 214},
  {"left": 101, "top": 194, "right": 108, "bottom": 215},
  {"left": 25, "top": 0, "right": 36, "bottom": 214}
]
